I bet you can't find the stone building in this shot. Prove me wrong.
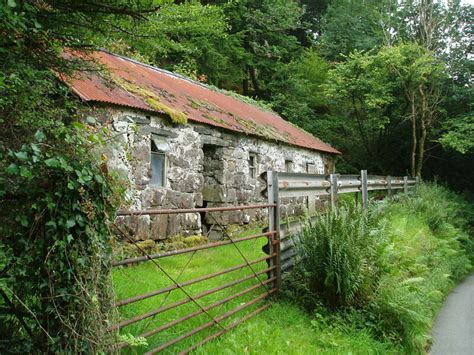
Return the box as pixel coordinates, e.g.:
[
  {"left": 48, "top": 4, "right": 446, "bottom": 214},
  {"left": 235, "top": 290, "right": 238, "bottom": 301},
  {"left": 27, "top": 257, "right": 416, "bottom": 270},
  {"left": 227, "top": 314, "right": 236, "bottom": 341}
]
[{"left": 61, "top": 50, "right": 341, "bottom": 240}]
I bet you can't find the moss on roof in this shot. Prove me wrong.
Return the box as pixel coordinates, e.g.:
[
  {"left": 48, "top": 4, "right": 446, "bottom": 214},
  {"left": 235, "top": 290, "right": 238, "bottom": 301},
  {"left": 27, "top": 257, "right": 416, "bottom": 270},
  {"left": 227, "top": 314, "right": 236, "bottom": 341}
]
[{"left": 109, "top": 74, "right": 188, "bottom": 125}]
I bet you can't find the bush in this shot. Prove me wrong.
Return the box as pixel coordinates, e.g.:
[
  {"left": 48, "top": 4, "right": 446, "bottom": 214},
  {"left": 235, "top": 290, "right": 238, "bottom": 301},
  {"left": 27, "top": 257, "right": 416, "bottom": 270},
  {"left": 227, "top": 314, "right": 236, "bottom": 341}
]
[
  {"left": 0, "top": 125, "right": 125, "bottom": 353},
  {"left": 284, "top": 184, "right": 473, "bottom": 353},
  {"left": 291, "top": 206, "right": 384, "bottom": 308}
]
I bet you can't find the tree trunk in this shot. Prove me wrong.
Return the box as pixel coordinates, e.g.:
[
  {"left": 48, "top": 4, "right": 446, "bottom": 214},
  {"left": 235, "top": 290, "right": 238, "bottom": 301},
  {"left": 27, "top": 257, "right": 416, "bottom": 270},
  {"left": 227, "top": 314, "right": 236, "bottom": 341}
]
[
  {"left": 409, "top": 90, "right": 417, "bottom": 177},
  {"left": 242, "top": 76, "right": 249, "bottom": 96},
  {"left": 416, "top": 85, "right": 428, "bottom": 177},
  {"left": 248, "top": 66, "right": 261, "bottom": 97},
  {"left": 417, "top": 120, "right": 427, "bottom": 177}
]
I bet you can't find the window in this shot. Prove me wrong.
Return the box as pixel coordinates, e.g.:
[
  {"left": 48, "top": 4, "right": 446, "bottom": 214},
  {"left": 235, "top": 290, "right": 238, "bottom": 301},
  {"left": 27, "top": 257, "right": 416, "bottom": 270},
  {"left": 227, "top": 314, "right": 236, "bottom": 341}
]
[
  {"left": 285, "top": 159, "right": 293, "bottom": 173},
  {"left": 151, "top": 136, "right": 167, "bottom": 186},
  {"left": 249, "top": 153, "right": 257, "bottom": 178},
  {"left": 306, "top": 163, "right": 316, "bottom": 174}
]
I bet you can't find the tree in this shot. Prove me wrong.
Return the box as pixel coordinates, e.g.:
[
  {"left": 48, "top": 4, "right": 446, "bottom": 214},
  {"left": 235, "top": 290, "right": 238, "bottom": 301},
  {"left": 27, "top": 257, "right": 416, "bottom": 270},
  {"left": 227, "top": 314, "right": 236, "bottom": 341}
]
[
  {"left": 320, "top": 44, "right": 446, "bottom": 176},
  {"left": 318, "top": 0, "right": 386, "bottom": 61},
  {"left": 1, "top": 0, "right": 152, "bottom": 351},
  {"left": 101, "top": 1, "right": 232, "bottom": 84},
  {"left": 321, "top": 49, "right": 405, "bottom": 173},
  {"left": 268, "top": 49, "right": 330, "bottom": 127},
  {"left": 380, "top": 44, "right": 446, "bottom": 176}
]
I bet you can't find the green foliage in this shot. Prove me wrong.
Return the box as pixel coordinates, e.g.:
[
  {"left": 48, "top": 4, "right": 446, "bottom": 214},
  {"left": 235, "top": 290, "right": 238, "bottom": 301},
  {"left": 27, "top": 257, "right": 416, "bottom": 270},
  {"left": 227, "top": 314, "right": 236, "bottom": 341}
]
[
  {"left": 292, "top": 206, "right": 383, "bottom": 309},
  {"left": 0, "top": 125, "right": 126, "bottom": 352},
  {"left": 269, "top": 49, "right": 329, "bottom": 125},
  {"left": 318, "top": 0, "right": 385, "bottom": 61},
  {"left": 438, "top": 112, "right": 474, "bottom": 154},
  {"left": 317, "top": 43, "right": 447, "bottom": 175},
  {"left": 105, "top": 0, "right": 230, "bottom": 82},
  {"left": 285, "top": 184, "right": 473, "bottom": 353}
]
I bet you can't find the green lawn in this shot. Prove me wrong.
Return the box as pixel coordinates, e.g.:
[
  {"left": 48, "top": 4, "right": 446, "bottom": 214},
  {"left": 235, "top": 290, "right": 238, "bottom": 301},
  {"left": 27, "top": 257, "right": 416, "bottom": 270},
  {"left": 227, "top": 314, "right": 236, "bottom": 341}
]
[{"left": 112, "top": 227, "right": 273, "bottom": 354}]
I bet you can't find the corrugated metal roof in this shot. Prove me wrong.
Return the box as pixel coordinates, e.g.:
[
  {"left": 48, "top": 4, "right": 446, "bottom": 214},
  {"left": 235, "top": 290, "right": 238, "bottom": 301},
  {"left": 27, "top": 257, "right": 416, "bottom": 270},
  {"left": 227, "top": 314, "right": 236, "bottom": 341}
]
[{"left": 60, "top": 50, "right": 341, "bottom": 155}]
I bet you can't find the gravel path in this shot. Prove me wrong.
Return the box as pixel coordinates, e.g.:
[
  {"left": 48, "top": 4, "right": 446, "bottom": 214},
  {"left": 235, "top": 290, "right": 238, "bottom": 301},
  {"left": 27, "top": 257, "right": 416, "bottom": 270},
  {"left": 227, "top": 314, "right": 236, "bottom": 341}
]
[{"left": 430, "top": 273, "right": 474, "bottom": 355}]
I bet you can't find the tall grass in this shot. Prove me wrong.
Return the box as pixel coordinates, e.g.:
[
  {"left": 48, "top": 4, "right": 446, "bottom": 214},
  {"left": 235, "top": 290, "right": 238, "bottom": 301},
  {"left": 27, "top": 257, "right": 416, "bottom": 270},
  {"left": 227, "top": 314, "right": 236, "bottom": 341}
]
[{"left": 285, "top": 183, "right": 473, "bottom": 353}]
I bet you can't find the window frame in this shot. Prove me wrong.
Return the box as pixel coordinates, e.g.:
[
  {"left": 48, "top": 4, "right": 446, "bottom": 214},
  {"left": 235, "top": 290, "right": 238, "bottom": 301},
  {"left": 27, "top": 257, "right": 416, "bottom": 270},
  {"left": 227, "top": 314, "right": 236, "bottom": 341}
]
[
  {"left": 248, "top": 153, "right": 258, "bottom": 179},
  {"left": 285, "top": 159, "right": 293, "bottom": 173},
  {"left": 150, "top": 137, "right": 167, "bottom": 187}
]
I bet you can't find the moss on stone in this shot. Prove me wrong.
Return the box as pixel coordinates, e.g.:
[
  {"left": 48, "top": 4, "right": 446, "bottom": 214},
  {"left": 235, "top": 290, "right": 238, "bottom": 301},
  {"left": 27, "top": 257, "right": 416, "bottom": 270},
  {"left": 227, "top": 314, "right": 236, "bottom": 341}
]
[{"left": 164, "top": 234, "right": 209, "bottom": 251}]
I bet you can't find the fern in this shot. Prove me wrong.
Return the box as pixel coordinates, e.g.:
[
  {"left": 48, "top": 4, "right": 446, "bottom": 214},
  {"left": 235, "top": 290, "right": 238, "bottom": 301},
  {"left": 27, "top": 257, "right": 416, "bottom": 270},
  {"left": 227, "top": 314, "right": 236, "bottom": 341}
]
[{"left": 292, "top": 205, "right": 382, "bottom": 308}]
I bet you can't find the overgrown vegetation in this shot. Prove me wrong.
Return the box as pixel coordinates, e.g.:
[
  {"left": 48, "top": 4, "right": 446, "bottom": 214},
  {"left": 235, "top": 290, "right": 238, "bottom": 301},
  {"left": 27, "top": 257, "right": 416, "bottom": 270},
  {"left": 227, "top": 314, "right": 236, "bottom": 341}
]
[
  {"left": 284, "top": 184, "right": 473, "bottom": 353},
  {"left": 288, "top": 207, "right": 382, "bottom": 309},
  {"left": 0, "top": 0, "right": 150, "bottom": 352},
  {"left": 98, "top": 0, "right": 473, "bottom": 193},
  {"left": 0, "top": 124, "right": 126, "bottom": 352},
  {"left": 109, "top": 186, "right": 472, "bottom": 354},
  {"left": 2, "top": 0, "right": 472, "bottom": 352}
]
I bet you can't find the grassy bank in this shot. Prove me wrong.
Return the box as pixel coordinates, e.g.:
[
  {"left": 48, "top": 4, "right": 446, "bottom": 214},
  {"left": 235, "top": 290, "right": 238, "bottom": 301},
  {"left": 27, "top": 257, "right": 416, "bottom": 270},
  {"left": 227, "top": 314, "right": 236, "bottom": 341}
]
[
  {"left": 113, "top": 184, "right": 473, "bottom": 354},
  {"left": 281, "top": 184, "right": 473, "bottom": 353}
]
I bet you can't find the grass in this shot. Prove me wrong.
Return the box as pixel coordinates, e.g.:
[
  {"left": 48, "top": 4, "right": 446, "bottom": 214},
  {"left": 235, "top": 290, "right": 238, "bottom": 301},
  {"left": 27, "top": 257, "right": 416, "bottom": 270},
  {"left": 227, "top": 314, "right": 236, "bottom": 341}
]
[
  {"left": 112, "top": 227, "right": 272, "bottom": 354},
  {"left": 195, "top": 302, "right": 398, "bottom": 355},
  {"left": 113, "top": 184, "right": 473, "bottom": 354}
]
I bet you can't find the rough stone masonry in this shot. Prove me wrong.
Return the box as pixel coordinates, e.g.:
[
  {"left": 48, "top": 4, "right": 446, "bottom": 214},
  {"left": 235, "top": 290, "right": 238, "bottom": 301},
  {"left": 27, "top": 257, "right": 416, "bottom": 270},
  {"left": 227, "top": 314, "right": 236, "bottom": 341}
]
[{"left": 101, "top": 107, "right": 336, "bottom": 241}]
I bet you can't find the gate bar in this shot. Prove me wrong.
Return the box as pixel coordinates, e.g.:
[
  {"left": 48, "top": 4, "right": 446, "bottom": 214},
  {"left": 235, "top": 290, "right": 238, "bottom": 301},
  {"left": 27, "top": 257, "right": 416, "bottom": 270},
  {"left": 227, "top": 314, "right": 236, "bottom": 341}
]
[
  {"left": 117, "top": 204, "right": 276, "bottom": 216},
  {"left": 144, "top": 289, "right": 277, "bottom": 354},
  {"left": 114, "top": 253, "right": 277, "bottom": 307},
  {"left": 113, "top": 231, "right": 275, "bottom": 267},
  {"left": 115, "top": 276, "right": 276, "bottom": 350},
  {"left": 112, "top": 265, "right": 276, "bottom": 330},
  {"left": 180, "top": 303, "right": 272, "bottom": 355}
]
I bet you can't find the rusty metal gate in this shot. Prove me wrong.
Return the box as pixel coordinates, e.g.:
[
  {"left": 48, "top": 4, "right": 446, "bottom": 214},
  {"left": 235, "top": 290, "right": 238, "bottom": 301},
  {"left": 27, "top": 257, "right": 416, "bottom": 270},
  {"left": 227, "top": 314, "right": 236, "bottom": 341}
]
[{"left": 111, "top": 200, "right": 280, "bottom": 353}]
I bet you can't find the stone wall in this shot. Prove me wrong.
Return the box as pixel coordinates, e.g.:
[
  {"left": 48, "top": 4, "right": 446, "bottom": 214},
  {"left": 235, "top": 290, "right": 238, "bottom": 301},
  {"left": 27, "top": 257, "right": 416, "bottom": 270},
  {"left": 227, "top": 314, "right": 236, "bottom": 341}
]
[{"left": 102, "top": 107, "right": 335, "bottom": 241}]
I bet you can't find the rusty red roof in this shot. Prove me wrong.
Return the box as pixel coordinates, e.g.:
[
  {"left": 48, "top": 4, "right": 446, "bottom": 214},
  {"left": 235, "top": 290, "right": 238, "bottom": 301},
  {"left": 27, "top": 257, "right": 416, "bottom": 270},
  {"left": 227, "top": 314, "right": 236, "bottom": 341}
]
[{"left": 60, "top": 50, "right": 340, "bottom": 154}]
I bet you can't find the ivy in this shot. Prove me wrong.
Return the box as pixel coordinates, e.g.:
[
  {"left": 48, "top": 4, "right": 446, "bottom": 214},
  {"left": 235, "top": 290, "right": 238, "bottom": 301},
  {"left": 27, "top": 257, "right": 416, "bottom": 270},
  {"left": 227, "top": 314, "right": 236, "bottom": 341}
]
[{"left": 0, "top": 124, "right": 126, "bottom": 353}]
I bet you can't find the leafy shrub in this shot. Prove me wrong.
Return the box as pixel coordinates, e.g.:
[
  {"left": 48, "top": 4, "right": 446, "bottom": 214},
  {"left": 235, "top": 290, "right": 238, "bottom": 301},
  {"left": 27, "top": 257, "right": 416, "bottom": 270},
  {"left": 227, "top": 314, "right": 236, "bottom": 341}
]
[
  {"left": 285, "top": 184, "right": 472, "bottom": 353},
  {"left": 291, "top": 206, "right": 383, "bottom": 308},
  {"left": 0, "top": 125, "right": 125, "bottom": 353}
]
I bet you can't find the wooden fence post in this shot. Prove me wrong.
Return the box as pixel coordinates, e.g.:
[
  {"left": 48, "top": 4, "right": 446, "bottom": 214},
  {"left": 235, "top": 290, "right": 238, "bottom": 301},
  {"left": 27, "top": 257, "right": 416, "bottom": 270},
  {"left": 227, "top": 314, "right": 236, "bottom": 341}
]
[
  {"left": 266, "top": 170, "right": 281, "bottom": 289},
  {"left": 387, "top": 175, "right": 392, "bottom": 197},
  {"left": 403, "top": 176, "right": 408, "bottom": 194},
  {"left": 329, "top": 173, "right": 338, "bottom": 209},
  {"left": 361, "top": 170, "right": 368, "bottom": 208}
]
